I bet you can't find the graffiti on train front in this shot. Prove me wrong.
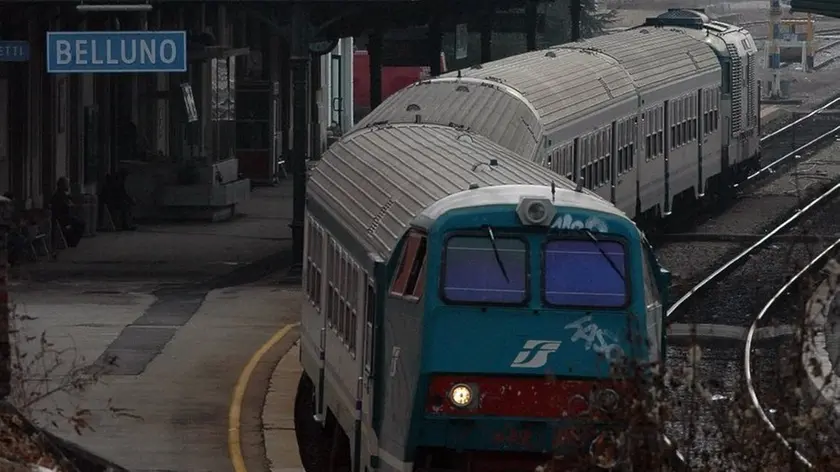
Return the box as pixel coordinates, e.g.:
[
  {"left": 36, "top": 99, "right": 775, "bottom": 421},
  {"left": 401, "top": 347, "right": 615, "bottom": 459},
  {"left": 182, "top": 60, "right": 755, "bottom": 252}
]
[
  {"left": 551, "top": 214, "right": 609, "bottom": 233},
  {"left": 564, "top": 315, "right": 624, "bottom": 360}
]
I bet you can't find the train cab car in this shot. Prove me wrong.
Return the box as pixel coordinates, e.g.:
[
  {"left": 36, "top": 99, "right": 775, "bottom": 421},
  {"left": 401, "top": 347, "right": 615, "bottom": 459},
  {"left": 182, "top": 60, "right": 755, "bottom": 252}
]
[{"left": 295, "top": 123, "right": 672, "bottom": 472}]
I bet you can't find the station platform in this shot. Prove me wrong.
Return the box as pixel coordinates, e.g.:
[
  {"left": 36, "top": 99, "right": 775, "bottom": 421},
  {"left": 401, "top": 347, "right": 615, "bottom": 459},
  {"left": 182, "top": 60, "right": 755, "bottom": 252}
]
[
  {"left": 761, "top": 104, "right": 788, "bottom": 124},
  {"left": 802, "top": 260, "right": 840, "bottom": 420},
  {"left": 10, "top": 181, "right": 295, "bottom": 287},
  {"left": 262, "top": 334, "right": 305, "bottom": 472},
  {"left": 6, "top": 179, "right": 304, "bottom": 471}
]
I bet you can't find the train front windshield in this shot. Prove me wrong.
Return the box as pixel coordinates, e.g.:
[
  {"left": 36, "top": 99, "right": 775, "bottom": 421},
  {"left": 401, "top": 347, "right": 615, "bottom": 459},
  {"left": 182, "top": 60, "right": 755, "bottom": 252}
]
[
  {"left": 442, "top": 235, "right": 529, "bottom": 305},
  {"left": 440, "top": 232, "right": 630, "bottom": 308}
]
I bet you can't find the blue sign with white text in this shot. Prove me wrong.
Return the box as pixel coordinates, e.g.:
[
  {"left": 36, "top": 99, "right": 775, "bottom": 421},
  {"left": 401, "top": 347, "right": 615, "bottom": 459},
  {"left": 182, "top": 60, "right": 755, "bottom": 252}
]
[
  {"left": 46, "top": 31, "right": 187, "bottom": 74},
  {"left": 0, "top": 41, "right": 30, "bottom": 62}
]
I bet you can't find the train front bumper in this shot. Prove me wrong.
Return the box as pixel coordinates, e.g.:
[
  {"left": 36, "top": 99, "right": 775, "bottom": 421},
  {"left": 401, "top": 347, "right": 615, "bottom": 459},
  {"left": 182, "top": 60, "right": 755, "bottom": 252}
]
[{"left": 417, "top": 417, "right": 630, "bottom": 468}]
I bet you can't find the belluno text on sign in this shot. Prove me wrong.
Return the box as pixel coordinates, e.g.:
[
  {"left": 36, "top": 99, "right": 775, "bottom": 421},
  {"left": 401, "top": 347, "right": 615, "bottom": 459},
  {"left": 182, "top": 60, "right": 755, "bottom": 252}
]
[{"left": 46, "top": 31, "right": 187, "bottom": 73}]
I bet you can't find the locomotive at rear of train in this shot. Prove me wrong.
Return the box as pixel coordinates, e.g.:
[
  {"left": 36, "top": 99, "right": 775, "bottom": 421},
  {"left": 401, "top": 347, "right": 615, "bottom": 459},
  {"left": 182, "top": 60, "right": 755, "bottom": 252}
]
[
  {"left": 294, "top": 122, "right": 672, "bottom": 471},
  {"left": 357, "top": 9, "right": 761, "bottom": 226}
]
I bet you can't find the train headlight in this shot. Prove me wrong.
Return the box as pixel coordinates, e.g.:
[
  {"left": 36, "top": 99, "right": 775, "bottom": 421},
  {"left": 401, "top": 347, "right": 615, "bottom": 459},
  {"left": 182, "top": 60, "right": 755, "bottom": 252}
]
[
  {"left": 516, "top": 197, "right": 556, "bottom": 226},
  {"left": 448, "top": 383, "right": 474, "bottom": 408}
]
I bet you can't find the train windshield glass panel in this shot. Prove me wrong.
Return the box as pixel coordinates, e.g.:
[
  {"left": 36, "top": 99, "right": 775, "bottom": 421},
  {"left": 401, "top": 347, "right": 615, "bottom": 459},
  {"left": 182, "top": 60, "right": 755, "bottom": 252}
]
[
  {"left": 543, "top": 239, "right": 628, "bottom": 308},
  {"left": 442, "top": 235, "right": 528, "bottom": 304}
]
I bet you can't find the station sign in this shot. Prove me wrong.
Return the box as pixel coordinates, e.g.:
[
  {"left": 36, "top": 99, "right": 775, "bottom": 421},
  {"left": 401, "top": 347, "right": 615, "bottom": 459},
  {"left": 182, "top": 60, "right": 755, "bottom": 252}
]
[
  {"left": 0, "top": 41, "right": 30, "bottom": 62},
  {"left": 46, "top": 31, "right": 187, "bottom": 74}
]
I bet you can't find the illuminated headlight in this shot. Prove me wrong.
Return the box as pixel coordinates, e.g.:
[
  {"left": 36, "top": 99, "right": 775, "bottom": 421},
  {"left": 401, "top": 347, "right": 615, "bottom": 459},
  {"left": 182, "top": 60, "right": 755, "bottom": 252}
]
[
  {"left": 448, "top": 383, "right": 474, "bottom": 408},
  {"left": 516, "top": 197, "right": 556, "bottom": 226}
]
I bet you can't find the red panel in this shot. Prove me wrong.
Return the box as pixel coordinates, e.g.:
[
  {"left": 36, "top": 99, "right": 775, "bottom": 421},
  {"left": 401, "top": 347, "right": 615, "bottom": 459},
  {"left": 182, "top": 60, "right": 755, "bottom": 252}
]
[
  {"left": 426, "top": 375, "right": 633, "bottom": 419},
  {"left": 236, "top": 150, "right": 272, "bottom": 182}
]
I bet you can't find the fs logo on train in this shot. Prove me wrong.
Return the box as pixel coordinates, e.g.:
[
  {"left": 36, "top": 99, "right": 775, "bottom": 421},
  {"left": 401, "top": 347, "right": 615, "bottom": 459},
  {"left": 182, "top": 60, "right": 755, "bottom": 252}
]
[{"left": 509, "top": 340, "right": 562, "bottom": 368}]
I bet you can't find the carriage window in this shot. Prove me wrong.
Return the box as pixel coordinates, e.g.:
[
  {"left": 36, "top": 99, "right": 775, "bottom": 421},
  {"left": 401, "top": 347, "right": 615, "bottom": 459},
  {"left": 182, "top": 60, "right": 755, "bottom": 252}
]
[
  {"left": 443, "top": 236, "right": 528, "bottom": 304},
  {"left": 543, "top": 239, "right": 628, "bottom": 308},
  {"left": 390, "top": 230, "right": 427, "bottom": 301}
]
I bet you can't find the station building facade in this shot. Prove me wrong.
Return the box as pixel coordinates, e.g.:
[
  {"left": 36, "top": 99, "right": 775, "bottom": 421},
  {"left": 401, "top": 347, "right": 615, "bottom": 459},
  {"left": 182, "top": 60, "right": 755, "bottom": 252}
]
[{"left": 0, "top": 3, "right": 352, "bottom": 222}]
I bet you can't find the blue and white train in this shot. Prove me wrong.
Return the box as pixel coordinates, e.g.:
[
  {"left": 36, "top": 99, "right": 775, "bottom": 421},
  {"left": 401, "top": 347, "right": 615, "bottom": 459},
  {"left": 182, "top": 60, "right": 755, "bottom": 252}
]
[{"left": 294, "top": 122, "right": 671, "bottom": 471}]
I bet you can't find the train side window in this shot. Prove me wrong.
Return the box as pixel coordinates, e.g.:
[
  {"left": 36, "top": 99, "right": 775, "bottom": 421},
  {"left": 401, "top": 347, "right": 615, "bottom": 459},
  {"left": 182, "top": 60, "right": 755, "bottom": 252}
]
[
  {"left": 364, "top": 281, "right": 376, "bottom": 377},
  {"left": 391, "top": 231, "right": 423, "bottom": 296},
  {"left": 404, "top": 237, "right": 427, "bottom": 300},
  {"left": 391, "top": 230, "right": 427, "bottom": 301}
]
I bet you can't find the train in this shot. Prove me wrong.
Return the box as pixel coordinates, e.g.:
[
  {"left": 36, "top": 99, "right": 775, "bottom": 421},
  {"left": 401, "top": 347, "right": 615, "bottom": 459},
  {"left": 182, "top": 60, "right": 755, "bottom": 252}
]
[
  {"left": 294, "top": 122, "right": 672, "bottom": 471},
  {"left": 356, "top": 9, "right": 761, "bottom": 227},
  {"left": 292, "top": 7, "right": 757, "bottom": 471}
]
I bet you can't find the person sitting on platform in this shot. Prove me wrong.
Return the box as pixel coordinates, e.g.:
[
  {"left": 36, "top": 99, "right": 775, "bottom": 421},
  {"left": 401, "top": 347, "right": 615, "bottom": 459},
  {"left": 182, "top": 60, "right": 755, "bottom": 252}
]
[{"left": 50, "top": 177, "right": 85, "bottom": 248}]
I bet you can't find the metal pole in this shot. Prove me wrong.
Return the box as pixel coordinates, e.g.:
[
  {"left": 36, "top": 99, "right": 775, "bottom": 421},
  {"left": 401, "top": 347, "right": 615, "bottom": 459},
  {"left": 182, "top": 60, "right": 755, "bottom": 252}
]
[
  {"left": 290, "top": 4, "right": 311, "bottom": 271},
  {"left": 571, "top": 0, "right": 582, "bottom": 42},
  {"left": 0, "top": 198, "right": 11, "bottom": 400},
  {"left": 526, "top": 1, "right": 537, "bottom": 51},
  {"left": 369, "top": 31, "right": 383, "bottom": 110}
]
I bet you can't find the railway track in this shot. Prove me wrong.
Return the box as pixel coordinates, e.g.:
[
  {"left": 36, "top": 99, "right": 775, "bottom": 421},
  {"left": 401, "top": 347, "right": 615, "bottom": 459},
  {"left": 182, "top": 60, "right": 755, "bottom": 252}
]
[
  {"left": 744, "top": 236, "right": 840, "bottom": 470},
  {"left": 663, "top": 181, "right": 840, "bottom": 468},
  {"left": 752, "top": 96, "right": 840, "bottom": 187}
]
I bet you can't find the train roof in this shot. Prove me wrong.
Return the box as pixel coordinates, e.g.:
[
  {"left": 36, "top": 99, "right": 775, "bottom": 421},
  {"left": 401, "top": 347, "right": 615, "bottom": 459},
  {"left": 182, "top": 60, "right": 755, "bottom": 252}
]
[
  {"left": 356, "top": 23, "right": 721, "bottom": 161},
  {"left": 308, "top": 123, "right": 622, "bottom": 259}
]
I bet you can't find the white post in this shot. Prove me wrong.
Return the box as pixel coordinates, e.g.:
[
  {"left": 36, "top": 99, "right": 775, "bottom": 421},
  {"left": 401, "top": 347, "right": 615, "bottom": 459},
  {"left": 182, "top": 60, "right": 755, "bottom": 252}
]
[{"left": 340, "top": 37, "right": 354, "bottom": 132}]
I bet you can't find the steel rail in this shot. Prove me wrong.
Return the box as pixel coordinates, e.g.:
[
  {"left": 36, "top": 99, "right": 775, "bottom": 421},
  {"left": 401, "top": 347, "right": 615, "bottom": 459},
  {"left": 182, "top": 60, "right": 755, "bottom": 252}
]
[
  {"left": 667, "top": 182, "right": 840, "bottom": 318},
  {"left": 744, "top": 237, "right": 840, "bottom": 470},
  {"left": 761, "top": 95, "right": 840, "bottom": 144},
  {"left": 738, "top": 122, "right": 840, "bottom": 188}
]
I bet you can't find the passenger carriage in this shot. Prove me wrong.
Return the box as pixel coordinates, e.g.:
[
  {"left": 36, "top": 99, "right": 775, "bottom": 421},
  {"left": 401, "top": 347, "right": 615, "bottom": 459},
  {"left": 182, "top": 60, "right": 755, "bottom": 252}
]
[
  {"left": 355, "top": 10, "right": 761, "bottom": 228},
  {"left": 295, "top": 122, "right": 672, "bottom": 472}
]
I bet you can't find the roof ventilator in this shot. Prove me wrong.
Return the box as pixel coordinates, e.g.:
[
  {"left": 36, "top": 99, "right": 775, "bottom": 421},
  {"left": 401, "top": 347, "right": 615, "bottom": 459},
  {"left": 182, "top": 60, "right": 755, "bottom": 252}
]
[
  {"left": 456, "top": 85, "right": 469, "bottom": 92},
  {"left": 545, "top": 51, "right": 557, "bottom": 58}
]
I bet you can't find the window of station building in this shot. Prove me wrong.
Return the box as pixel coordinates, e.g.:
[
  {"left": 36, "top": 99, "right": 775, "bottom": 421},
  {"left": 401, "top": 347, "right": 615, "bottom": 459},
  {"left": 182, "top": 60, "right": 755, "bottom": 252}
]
[
  {"left": 442, "top": 235, "right": 528, "bottom": 305},
  {"left": 543, "top": 239, "right": 628, "bottom": 308},
  {"left": 304, "top": 218, "right": 324, "bottom": 310},
  {"left": 390, "top": 230, "right": 428, "bottom": 301}
]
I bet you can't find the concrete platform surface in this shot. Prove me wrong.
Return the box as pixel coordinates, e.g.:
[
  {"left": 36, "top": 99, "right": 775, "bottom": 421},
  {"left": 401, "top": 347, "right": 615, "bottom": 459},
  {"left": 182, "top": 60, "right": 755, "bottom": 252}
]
[
  {"left": 263, "top": 342, "right": 304, "bottom": 472},
  {"left": 11, "top": 182, "right": 294, "bottom": 285},
  {"left": 10, "top": 284, "right": 302, "bottom": 472}
]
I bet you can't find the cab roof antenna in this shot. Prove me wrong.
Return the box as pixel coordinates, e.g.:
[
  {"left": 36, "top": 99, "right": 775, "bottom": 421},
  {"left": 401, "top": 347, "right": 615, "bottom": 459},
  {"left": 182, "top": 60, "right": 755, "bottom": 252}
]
[
  {"left": 550, "top": 181, "right": 556, "bottom": 202},
  {"left": 575, "top": 172, "right": 583, "bottom": 193},
  {"left": 457, "top": 69, "right": 462, "bottom": 78}
]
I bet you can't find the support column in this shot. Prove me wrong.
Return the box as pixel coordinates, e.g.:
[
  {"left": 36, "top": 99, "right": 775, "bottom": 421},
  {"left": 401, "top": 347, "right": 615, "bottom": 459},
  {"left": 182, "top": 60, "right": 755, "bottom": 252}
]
[
  {"left": 290, "top": 4, "right": 311, "bottom": 269},
  {"left": 339, "top": 38, "right": 354, "bottom": 130},
  {"left": 525, "top": 1, "right": 537, "bottom": 51},
  {"left": 571, "top": 0, "right": 582, "bottom": 42},
  {"left": 0, "top": 197, "right": 9, "bottom": 400},
  {"left": 368, "top": 31, "right": 383, "bottom": 110},
  {"left": 428, "top": 11, "right": 443, "bottom": 77},
  {"left": 480, "top": 8, "right": 493, "bottom": 63}
]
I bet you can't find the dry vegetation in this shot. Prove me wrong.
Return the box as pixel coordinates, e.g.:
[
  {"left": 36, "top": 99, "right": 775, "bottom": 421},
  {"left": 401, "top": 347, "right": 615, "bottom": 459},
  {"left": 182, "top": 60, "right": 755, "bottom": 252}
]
[{"left": 0, "top": 302, "right": 134, "bottom": 471}]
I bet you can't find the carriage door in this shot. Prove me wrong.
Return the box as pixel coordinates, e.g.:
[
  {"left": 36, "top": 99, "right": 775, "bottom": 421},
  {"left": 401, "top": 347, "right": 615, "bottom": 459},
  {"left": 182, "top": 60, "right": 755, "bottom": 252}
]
[
  {"left": 610, "top": 121, "right": 617, "bottom": 204},
  {"left": 642, "top": 246, "right": 664, "bottom": 361},
  {"left": 361, "top": 278, "right": 379, "bottom": 463}
]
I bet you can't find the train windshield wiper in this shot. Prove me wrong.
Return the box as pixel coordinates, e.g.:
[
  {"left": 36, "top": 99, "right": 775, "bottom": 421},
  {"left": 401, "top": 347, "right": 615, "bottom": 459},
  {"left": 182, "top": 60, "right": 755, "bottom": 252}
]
[
  {"left": 579, "top": 228, "right": 624, "bottom": 282},
  {"left": 484, "top": 225, "right": 510, "bottom": 283}
]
